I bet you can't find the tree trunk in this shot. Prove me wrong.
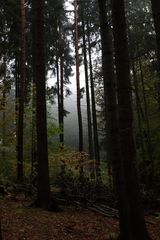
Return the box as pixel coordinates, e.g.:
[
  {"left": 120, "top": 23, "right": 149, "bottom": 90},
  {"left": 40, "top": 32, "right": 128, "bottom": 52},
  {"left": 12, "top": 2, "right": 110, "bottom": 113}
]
[
  {"left": 81, "top": 2, "right": 94, "bottom": 165},
  {"left": 74, "top": 0, "right": 83, "bottom": 152},
  {"left": 111, "top": 0, "right": 149, "bottom": 239},
  {"left": 56, "top": 57, "right": 61, "bottom": 144},
  {"left": 31, "top": 3, "right": 37, "bottom": 180},
  {"left": 150, "top": 0, "right": 160, "bottom": 108},
  {"left": 138, "top": 53, "right": 154, "bottom": 185},
  {"left": 132, "top": 62, "right": 146, "bottom": 166},
  {"left": 86, "top": 21, "right": 100, "bottom": 179},
  {"left": 17, "top": 0, "right": 26, "bottom": 182},
  {"left": 15, "top": 59, "right": 19, "bottom": 170},
  {"left": 59, "top": 55, "right": 64, "bottom": 145},
  {"left": 31, "top": 82, "right": 37, "bottom": 180},
  {"left": 2, "top": 57, "right": 6, "bottom": 162},
  {"left": 34, "top": 0, "right": 50, "bottom": 209},
  {"left": 98, "top": 0, "right": 133, "bottom": 238}
]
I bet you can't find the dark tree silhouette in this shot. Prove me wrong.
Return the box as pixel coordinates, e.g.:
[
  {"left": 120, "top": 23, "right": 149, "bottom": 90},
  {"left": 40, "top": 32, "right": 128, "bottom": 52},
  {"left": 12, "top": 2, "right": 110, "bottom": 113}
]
[
  {"left": 17, "top": 0, "right": 26, "bottom": 182},
  {"left": 80, "top": 2, "right": 94, "bottom": 163},
  {"left": 111, "top": 0, "right": 149, "bottom": 238},
  {"left": 74, "top": 0, "right": 83, "bottom": 152},
  {"left": 34, "top": 0, "right": 50, "bottom": 208}
]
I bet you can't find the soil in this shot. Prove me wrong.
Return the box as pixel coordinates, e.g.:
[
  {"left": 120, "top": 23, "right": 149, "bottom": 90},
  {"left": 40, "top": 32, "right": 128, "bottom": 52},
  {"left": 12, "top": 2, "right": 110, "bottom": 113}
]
[{"left": 0, "top": 197, "right": 160, "bottom": 240}]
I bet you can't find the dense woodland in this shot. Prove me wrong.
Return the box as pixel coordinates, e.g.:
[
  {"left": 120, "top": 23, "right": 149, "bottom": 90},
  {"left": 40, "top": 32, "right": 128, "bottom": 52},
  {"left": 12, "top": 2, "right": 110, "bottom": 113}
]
[{"left": 0, "top": 0, "right": 160, "bottom": 239}]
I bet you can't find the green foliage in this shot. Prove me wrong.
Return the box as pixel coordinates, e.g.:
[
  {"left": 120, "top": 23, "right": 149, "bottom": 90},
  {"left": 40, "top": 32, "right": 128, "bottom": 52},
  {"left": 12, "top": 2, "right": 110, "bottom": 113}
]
[{"left": 47, "top": 118, "right": 62, "bottom": 137}]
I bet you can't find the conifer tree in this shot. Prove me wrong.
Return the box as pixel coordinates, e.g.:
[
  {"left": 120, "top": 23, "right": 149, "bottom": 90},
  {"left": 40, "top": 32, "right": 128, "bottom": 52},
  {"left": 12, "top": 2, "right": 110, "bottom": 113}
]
[
  {"left": 74, "top": 0, "right": 83, "bottom": 152},
  {"left": 34, "top": 0, "right": 50, "bottom": 208},
  {"left": 111, "top": 0, "right": 149, "bottom": 238},
  {"left": 80, "top": 1, "right": 94, "bottom": 164},
  {"left": 17, "top": 0, "right": 26, "bottom": 182}
]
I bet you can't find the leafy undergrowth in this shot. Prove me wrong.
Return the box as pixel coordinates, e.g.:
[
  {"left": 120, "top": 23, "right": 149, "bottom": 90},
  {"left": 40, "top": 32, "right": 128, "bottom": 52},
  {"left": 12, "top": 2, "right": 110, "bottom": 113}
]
[{"left": 0, "top": 197, "right": 160, "bottom": 240}]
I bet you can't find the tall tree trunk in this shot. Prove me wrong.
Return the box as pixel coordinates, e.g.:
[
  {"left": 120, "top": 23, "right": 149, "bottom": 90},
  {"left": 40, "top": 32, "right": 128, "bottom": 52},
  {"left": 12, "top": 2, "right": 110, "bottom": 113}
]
[
  {"left": 31, "top": 3, "right": 37, "bottom": 180},
  {"left": 59, "top": 55, "right": 64, "bottom": 145},
  {"left": 15, "top": 59, "right": 19, "bottom": 169},
  {"left": 81, "top": 3, "right": 94, "bottom": 164},
  {"left": 17, "top": 0, "right": 26, "bottom": 182},
  {"left": 31, "top": 82, "right": 37, "bottom": 179},
  {"left": 86, "top": 21, "right": 100, "bottom": 179},
  {"left": 138, "top": 53, "right": 154, "bottom": 185},
  {"left": 74, "top": 0, "right": 83, "bottom": 152},
  {"left": 34, "top": 0, "right": 50, "bottom": 208},
  {"left": 150, "top": 0, "right": 160, "bottom": 108},
  {"left": 132, "top": 62, "right": 146, "bottom": 165},
  {"left": 98, "top": 0, "right": 133, "bottom": 238},
  {"left": 56, "top": 57, "right": 61, "bottom": 143},
  {"left": 2, "top": 57, "right": 6, "bottom": 162},
  {"left": 111, "top": 0, "right": 149, "bottom": 239}
]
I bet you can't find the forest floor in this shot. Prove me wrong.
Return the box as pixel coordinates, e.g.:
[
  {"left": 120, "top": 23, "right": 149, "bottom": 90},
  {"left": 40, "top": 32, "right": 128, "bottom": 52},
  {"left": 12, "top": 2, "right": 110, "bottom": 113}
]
[{"left": 0, "top": 196, "right": 160, "bottom": 240}]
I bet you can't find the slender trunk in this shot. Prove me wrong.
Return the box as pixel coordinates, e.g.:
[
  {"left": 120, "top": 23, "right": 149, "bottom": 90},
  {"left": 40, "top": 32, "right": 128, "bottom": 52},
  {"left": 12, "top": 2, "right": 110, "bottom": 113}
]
[
  {"left": 81, "top": 3, "right": 94, "bottom": 164},
  {"left": 34, "top": 0, "right": 50, "bottom": 208},
  {"left": 74, "top": 0, "right": 83, "bottom": 152},
  {"left": 56, "top": 57, "right": 64, "bottom": 147},
  {"left": 86, "top": 21, "right": 100, "bottom": 179},
  {"left": 31, "top": 82, "right": 37, "bottom": 179},
  {"left": 2, "top": 57, "right": 6, "bottom": 162},
  {"left": 132, "top": 62, "right": 146, "bottom": 164},
  {"left": 59, "top": 56, "right": 64, "bottom": 145},
  {"left": 138, "top": 53, "right": 154, "bottom": 184},
  {"left": 111, "top": 0, "right": 149, "bottom": 239},
  {"left": 56, "top": 54, "right": 64, "bottom": 146},
  {"left": 15, "top": 59, "right": 19, "bottom": 168},
  {"left": 56, "top": 57, "right": 61, "bottom": 142},
  {"left": 98, "top": 0, "right": 132, "bottom": 238},
  {"left": 31, "top": 3, "right": 37, "bottom": 179},
  {"left": 17, "top": 0, "right": 26, "bottom": 182}
]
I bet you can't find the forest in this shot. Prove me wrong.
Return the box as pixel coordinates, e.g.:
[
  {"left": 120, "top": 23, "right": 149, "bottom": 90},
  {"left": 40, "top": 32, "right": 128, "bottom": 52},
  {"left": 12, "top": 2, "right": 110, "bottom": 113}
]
[{"left": 0, "top": 0, "right": 160, "bottom": 239}]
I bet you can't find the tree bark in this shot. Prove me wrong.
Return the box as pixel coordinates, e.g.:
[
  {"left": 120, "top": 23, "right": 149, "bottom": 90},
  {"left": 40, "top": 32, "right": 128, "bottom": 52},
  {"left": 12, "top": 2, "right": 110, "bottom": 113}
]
[
  {"left": 132, "top": 61, "right": 146, "bottom": 165},
  {"left": 17, "top": 0, "right": 26, "bottom": 182},
  {"left": 34, "top": 0, "right": 50, "bottom": 208},
  {"left": 56, "top": 57, "right": 61, "bottom": 144},
  {"left": 86, "top": 21, "right": 100, "bottom": 179},
  {"left": 81, "top": 2, "right": 94, "bottom": 164},
  {"left": 2, "top": 57, "right": 6, "bottom": 162},
  {"left": 111, "top": 0, "right": 149, "bottom": 239},
  {"left": 138, "top": 52, "right": 154, "bottom": 185},
  {"left": 59, "top": 55, "right": 64, "bottom": 145},
  {"left": 98, "top": 0, "right": 133, "bottom": 238},
  {"left": 31, "top": 2, "right": 37, "bottom": 180},
  {"left": 31, "top": 82, "right": 37, "bottom": 179},
  {"left": 74, "top": 0, "right": 83, "bottom": 152}
]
